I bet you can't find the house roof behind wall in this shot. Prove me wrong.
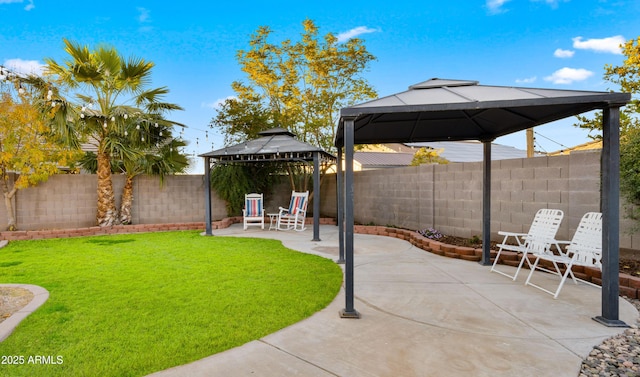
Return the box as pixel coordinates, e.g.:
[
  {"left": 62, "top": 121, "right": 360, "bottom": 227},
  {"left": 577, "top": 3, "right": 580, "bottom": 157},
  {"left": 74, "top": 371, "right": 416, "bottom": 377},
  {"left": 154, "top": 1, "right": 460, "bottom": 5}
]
[
  {"left": 354, "top": 151, "right": 415, "bottom": 168},
  {"left": 405, "top": 141, "right": 533, "bottom": 162}
]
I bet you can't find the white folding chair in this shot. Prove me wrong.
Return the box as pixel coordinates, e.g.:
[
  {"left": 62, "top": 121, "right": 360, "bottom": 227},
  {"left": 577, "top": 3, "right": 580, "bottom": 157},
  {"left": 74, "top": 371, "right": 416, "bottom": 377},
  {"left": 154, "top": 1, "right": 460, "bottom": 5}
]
[
  {"left": 525, "top": 212, "right": 602, "bottom": 299},
  {"left": 242, "top": 193, "right": 265, "bottom": 230},
  {"left": 490, "top": 208, "right": 564, "bottom": 280}
]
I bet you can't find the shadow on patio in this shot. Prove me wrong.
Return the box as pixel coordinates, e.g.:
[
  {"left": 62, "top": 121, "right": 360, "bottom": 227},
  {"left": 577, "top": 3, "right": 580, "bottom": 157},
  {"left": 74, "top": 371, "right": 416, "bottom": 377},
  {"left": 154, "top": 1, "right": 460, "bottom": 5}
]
[{"left": 150, "top": 224, "right": 638, "bottom": 377}]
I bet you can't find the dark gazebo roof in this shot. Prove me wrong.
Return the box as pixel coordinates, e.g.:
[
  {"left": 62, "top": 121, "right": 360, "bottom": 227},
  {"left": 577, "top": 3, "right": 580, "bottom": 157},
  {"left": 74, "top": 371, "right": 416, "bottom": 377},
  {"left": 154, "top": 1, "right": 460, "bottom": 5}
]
[
  {"left": 200, "top": 127, "right": 334, "bottom": 242},
  {"left": 335, "top": 78, "right": 631, "bottom": 325},
  {"left": 335, "top": 78, "right": 630, "bottom": 146},
  {"left": 200, "top": 127, "right": 334, "bottom": 162}
]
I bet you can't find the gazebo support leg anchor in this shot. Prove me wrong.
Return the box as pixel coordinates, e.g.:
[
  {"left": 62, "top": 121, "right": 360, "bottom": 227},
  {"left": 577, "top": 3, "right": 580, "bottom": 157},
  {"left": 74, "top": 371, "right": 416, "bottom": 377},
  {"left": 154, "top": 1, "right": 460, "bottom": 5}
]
[
  {"left": 339, "top": 308, "right": 360, "bottom": 319},
  {"left": 593, "top": 316, "right": 628, "bottom": 328}
]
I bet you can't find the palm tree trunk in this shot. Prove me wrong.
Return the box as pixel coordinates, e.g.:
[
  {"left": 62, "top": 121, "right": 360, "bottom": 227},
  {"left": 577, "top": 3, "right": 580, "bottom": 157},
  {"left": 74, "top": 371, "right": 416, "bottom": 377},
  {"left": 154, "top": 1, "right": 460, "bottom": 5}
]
[
  {"left": 119, "top": 174, "right": 135, "bottom": 225},
  {"left": 96, "top": 150, "right": 118, "bottom": 227}
]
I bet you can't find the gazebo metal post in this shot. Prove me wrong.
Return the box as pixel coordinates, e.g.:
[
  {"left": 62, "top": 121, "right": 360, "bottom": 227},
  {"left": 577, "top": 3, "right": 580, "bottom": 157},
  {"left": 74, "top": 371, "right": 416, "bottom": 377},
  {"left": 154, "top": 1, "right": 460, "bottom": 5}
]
[
  {"left": 337, "top": 147, "right": 345, "bottom": 264},
  {"left": 340, "top": 117, "right": 359, "bottom": 318},
  {"left": 480, "top": 140, "right": 492, "bottom": 265},
  {"left": 204, "top": 156, "right": 213, "bottom": 236},
  {"left": 312, "top": 152, "right": 321, "bottom": 241},
  {"left": 594, "top": 105, "right": 627, "bottom": 327}
]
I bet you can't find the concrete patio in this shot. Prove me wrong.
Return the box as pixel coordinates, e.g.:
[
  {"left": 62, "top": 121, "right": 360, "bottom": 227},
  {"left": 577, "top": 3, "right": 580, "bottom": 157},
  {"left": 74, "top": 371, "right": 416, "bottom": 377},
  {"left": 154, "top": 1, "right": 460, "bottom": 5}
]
[{"left": 150, "top": 224, "right": 638, "bottom": 377}]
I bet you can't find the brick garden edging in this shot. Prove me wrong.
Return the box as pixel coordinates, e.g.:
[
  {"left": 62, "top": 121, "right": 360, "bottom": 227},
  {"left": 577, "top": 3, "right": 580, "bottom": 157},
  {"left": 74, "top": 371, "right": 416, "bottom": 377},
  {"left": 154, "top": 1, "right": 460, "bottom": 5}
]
[
  {"left": 0, "top": 217, "right": 337, "bottom": 242},
  {"left": 352, "top": 225, "right": 640, "bottom": 300},
  {"left": 1, "top": 220, "right": 636, "bottom": 299}
]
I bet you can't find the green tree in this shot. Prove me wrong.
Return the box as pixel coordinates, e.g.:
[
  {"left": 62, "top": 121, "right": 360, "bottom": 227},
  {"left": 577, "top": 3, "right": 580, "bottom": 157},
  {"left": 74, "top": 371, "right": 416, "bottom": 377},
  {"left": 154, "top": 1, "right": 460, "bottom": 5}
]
[
  {"left": 211, "top": 19, "right": 377, "bottom": 196},
  {"left": 209, "top": 163, "right": 280, "bottom": 216},
  {"left": 223, "top": 19, "right": 377, "bottom": 151},
  {"left": 42, "top": 39, "right": 184, "bottom": 226},
  {"left": 410, "top": 147, "right": 449, "bottom": 166},
  {"left": 573, "top": 37, "right": 640, "bottom": 226},
  {"left": 0, "top": 74, "right": 81, "bottom": 230}
]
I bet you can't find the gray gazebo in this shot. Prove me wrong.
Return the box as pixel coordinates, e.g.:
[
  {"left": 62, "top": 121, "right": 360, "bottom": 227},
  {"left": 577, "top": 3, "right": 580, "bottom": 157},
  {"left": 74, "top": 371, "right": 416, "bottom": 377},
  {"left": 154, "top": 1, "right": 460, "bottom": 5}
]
[
  {"left": 200, "top": 127, "right": 335, "bottom": 241},
  {"left": 335, "top": 79, "right": 631, "bottom": 326}
]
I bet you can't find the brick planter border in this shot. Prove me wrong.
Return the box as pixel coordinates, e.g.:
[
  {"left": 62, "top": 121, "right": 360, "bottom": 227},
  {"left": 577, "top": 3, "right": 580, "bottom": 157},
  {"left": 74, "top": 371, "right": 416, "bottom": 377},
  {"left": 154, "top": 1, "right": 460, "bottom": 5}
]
[
  {"left": 353, "top": 225, "right": 640, "bottom": 300},
  {"left": 1, "top": 220, "right": 636, "bottom": 299}
]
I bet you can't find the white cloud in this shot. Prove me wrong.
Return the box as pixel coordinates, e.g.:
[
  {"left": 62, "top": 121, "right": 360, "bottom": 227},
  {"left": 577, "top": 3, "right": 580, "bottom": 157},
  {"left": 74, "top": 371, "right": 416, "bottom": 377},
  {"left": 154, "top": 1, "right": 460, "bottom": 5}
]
[
  {"left": 515, "top": 76, "right": 537, "bottom": 84},
  {"left": 137, "top": 7, "right": 150, "bottom": 23},
  {"left": 0, "top": 0, "right": 34, "bottom": 10},
  {"left": 136, "top": 7, "right": 152, "bottom": 32},
  {"left": 336, "top": 26, "right": 379, "bottom": 43},
  {"left": 3, "top": 58, "right": 45, "bottom": 76},
  {"left": 203, "top": 96, "right": 237, "bottom": 109},
  {"left": 544, "top": 67, "right": 594, "bottom": 84},
  {"left": 572, "top": 35, "right": 625, "bottom": 54},
  {"left": 486, "top": 0, "right": 511, "bottom": 14},
  {"left": 531, "top": 0, "right": 567, "bottom": 9},
  {"left": 553, "top": 48, "right": 574, "bottom": 58}
]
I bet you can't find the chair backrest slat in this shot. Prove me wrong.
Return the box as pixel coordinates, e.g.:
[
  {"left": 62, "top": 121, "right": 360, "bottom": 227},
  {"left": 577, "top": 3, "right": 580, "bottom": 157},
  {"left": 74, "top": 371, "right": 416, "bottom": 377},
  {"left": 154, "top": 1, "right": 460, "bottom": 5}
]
[
  {"left": 524, "top": 209, "right": 564, "bottom": 254},
  {"left": 567, "top": 212, "right": 602, "bottom": 267},
  {"left": 245, "top": 193, "right": 263, "bottom": 216},
  {"left": 288, "top": 191, "right": 308, "bottom": 214}
]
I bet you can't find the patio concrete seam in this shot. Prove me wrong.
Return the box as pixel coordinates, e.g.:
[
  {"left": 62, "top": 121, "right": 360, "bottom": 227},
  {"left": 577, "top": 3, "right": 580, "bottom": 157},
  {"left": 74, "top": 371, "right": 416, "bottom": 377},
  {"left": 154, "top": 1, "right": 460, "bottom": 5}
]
[
  {"left": 353, "top": 295, "right": 543, "bottom": 340},
  {"left": 257, "top": 339, "right": 341, "bottom": 377}
]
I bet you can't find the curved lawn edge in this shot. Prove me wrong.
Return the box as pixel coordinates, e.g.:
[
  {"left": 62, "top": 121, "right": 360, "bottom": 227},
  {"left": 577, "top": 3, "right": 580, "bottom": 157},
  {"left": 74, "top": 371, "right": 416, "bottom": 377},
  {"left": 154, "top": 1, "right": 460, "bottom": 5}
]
[
  {"left": 0, "top": 284, "right": 49, "bottom": 342},
  {"left": 0, "top": 232, "right": 343, "bottom": 376}
]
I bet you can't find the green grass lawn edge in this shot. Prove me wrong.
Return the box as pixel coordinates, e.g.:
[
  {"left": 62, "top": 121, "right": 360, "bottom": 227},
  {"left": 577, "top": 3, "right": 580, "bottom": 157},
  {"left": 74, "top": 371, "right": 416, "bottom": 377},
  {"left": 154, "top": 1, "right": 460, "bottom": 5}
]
[{"left": 0, "top": 231, "right": 343, "bottom": 376}]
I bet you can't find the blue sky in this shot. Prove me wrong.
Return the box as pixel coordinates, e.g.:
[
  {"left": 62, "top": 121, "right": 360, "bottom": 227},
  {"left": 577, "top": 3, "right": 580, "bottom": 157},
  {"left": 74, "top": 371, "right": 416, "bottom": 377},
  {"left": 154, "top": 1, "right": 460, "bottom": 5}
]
[{"left": 1, "top": 0, "right": 638, "bottom": 173}]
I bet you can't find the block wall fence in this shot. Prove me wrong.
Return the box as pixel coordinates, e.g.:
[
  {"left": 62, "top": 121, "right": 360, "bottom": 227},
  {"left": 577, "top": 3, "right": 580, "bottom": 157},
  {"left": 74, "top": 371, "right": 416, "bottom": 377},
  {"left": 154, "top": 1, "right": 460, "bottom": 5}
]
[
  {"left": 319, "top": 150, "right": 640, "bottom": 251},
  {"left": 2, "top": 150, "right": 639, "bottom": 250}
]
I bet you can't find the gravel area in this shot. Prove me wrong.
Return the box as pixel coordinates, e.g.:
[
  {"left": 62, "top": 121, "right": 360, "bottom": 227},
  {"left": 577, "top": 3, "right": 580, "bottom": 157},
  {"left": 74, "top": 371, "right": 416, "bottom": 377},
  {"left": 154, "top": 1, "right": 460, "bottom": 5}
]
[
  {"left": 0, "top": 287, "right": 33, "bottom": 324},
  {"left": 578, "top": 297, "right": 640, "bottom": 377}
]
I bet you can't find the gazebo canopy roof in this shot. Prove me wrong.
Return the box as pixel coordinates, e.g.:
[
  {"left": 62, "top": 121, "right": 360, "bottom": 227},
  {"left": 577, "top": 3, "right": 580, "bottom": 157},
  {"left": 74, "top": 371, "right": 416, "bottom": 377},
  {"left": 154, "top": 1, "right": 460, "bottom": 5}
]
[
  {"left": 200, "top": 127, "right": 335, "bottom": 163},
  {"left": 335, "top": 78, "right": 631, "bottom": 147}
]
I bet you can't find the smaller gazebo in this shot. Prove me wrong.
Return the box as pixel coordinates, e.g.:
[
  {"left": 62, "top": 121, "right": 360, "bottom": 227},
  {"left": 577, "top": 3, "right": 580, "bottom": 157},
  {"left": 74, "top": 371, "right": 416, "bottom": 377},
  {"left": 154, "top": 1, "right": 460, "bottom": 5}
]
[{"left": 200, "top": 128, "right": 335, "bottom": 240}]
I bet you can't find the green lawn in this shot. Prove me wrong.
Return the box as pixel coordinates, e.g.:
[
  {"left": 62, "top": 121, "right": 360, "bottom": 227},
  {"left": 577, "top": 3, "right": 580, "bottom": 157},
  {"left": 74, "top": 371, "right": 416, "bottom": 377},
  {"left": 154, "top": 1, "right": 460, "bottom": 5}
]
[{"left": 0, "top": 231, "right": 343, "bottom": 376}]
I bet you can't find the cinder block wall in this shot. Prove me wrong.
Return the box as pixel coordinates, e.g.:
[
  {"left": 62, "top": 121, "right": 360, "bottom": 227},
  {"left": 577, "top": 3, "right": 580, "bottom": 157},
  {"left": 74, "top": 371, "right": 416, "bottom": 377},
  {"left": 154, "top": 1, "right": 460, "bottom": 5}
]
[
  {"left": 6, "top": 174, "right": 228, "bottom": 230},
  {"left": 3, "top": 150, "right": 640, "bottom": 250},
  {"left": 319, "top": 150, "right": 640, "bottom": 250}
]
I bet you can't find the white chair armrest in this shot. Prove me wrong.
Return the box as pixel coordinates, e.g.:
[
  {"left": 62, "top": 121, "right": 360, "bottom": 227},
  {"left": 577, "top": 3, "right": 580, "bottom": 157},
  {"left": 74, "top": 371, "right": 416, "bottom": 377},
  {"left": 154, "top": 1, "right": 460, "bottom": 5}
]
[{"left": 498, "top": 231, "right": 527, "bottom": 237}]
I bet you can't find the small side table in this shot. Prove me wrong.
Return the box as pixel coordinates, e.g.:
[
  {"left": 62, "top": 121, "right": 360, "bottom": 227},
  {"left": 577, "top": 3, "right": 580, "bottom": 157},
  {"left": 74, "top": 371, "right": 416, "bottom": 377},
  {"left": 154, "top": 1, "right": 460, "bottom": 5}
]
[{"left": 267, "top": 213, "right": 278, "bottom": 230}]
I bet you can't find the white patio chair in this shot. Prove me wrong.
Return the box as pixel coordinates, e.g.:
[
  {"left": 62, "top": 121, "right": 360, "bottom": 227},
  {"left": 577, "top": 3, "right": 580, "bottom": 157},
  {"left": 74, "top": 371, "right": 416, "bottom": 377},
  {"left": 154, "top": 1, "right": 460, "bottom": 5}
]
[
  {"left": 490, "top": 208, "right": 564, "bottom": 280},
  {"left": 242, "top": 193, "right": 265, "bottom": 230},
  {"left": 525, "top": 212, "right": 602, "bottom": 299},
  {"left": 277, "top": 191, "right": 309, "bottom": 231}
]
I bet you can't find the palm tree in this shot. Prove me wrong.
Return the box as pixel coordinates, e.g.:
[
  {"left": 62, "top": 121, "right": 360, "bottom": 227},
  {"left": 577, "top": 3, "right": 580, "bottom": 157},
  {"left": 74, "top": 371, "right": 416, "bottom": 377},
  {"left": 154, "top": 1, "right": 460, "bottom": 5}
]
[
  {"left": 118, "top": 130, "right": 189, "bottom": 225},
  {"left": 44, "top": 39, "right": 182, "bottom": 226}
]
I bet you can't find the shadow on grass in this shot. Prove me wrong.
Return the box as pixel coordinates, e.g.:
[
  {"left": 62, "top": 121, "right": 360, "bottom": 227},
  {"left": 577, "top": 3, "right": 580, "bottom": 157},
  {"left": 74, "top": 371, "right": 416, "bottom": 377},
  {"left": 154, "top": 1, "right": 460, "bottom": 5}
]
[{"left": 85, "top": 239, "right": 135, "bottom": 246}]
